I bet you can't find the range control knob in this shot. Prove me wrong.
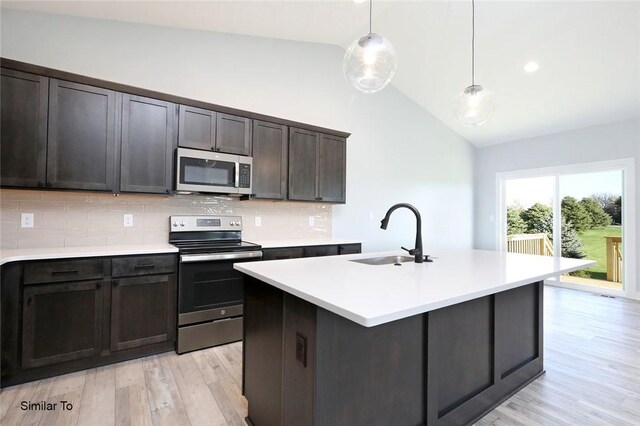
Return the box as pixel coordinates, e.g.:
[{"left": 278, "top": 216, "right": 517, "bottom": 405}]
[
  {"left": 172, "top": 222, "right": 178, "bottom": 227},
  {"left": 235, "top": 221, "right": 241, "bottom": 226},
  {"left": 180, "top": 221, "right": 185, "bottom": 227},
  {"left": 230, "top": 222, "right": 235, "bottom": 226}
]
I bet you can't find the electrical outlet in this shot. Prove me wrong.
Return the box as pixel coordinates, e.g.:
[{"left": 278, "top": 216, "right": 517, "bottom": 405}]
[
  {"left": 296, "top": 333, "right": 307, "bottom": 367},
  {"left": 308, "top": 216, "right": 315, "bottom": 226},
  {"left": 255, "top": 216, "right": 262, "bottom": 227},
  {"left": 21, "top": 213, "right": 34, "bottom": 228},
  {"left": 123, "top": 214, "right": 134, "bottom": 227}
]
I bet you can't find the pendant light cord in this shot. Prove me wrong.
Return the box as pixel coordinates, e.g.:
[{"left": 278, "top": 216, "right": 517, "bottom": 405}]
[
  {"left": 472, "top": 0, "right": 475, "bottom": 86},
  {"left": 369, "top": 0, "right": 373, "bottom": 34}
]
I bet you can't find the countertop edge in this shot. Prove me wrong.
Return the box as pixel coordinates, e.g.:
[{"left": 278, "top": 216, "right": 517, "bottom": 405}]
[
  {"left": 254, "top": 239, "right": 363, "bottom": 249},
  {"left": 0, "top": 245, "right": 179, "bottom": 266},
  {"left": 235, "top": 254, "right": 595, "bottom": 327}
]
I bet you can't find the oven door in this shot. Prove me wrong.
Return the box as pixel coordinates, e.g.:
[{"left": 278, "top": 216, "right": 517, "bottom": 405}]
[
  {"left": 176, "top": 147, "right": 240, "bottom": 193},
  {"left": 178, "top": 251, "right": 262, "bottom": 323}
]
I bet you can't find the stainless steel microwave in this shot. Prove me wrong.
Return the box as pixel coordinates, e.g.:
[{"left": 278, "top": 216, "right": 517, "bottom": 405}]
[{"left": 175, "top": 148, "right": 252, "bottom": 195}]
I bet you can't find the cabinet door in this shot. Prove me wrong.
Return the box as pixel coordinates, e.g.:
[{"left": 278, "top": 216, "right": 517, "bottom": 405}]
[
  {"left": 47, "top": 80, "right": 117, "bottom": 191},
  {"left": 288, "top": 128, "right": 318, "bottom": 201},
  {"left": 178, "top": 104, "right": 216, "bottom": 151},
  {"left": 0, "top": 68, "right": 48, "bottom": 188},
  {"left": 216, "top": 113, "right": 252, "bottom": 155},
  {"left": 110, "top": 274, "right": 176, "bottom": 351},
  {"left": 317, "top": 134, "right": 346, "bottom": 203},
  {"left": 120, "top": 95, "right": 176, "bottom": 194},
  {"left": 22, "top": 281, "right": 103, "bottom": 369},
  {"left": 303, "top": 245, "right": 339, "bottom": 257},
  {"left": 261, "top": 247, "right": 304, "bottom": 261},
  {"left": 252, "top": 120, "right": 288, "bottom": 200},
  {"left": 338, "top": 244, "right": 362, "bottom": 255}
]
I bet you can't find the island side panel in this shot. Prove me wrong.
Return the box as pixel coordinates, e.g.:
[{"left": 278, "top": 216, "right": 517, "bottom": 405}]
[
  {"left": 314, "top": 308, "right": 424, "bottom": 426},
  {"left": 244, "top": 276, "right": 285, "bottom": 426},
  {"left": 426, "top": 282, "right": 544, "bottom": 426},
  {"left": 282, "top": 293, "right": 317, "bottom": 426}
]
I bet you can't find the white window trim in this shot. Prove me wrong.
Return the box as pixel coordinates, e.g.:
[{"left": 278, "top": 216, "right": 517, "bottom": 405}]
[{"left": 495, "top": 158, "right": 637, "bottom": 300}]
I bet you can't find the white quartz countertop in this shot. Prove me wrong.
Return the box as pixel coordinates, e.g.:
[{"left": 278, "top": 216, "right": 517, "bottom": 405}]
[
  {"left": 253, "top": 238, "right": 362, "bottom": 249},
  {"left": 235, "top": 249, "right": 595, "bottom": 327},
  {"left": 0, "top": 244, "right": 178, "bottom": 266}
]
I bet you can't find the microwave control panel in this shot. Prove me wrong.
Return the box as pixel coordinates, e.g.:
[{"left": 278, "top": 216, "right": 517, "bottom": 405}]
[{"left": 239, "top": 164, "right": 251, "bottom": 188}]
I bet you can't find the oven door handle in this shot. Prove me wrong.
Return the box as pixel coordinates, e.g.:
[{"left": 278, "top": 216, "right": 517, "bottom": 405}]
[
  {"left": 180, "top": 251, "right": 263, "bottom": 263},
  {"left": 235, "top": 162, "right": 240, "bottom": 188}
]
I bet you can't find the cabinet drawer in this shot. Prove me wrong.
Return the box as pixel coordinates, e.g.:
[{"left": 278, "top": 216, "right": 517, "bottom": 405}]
[
  {"left": 339, "top": 244, "right": 362, "bottom": 255},
  {"left": 304, "top": 245, "right": 339, "bottom": 258},
  {"left": 112, "top": 255, "right": 176, "bottom": 277},
  {"left": 262, "top": 247, "right": 305, "bottom": 261},
  {"left": 178, "top": 317, "right": 242, "bottom": 354},
  {"left": 24, "top": 259, "right": 104, "bottom": 285}
]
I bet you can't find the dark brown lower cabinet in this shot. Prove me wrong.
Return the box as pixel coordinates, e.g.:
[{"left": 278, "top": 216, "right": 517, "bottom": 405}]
[
  {"left": 338, "top": 244, "right": 361, "bottom": 255},
  {"left": 262, "top": 244, "right": 360, "bottom": 261},
  {"left": 110, "top": 274, "right": 176, "bottom": 351},
  {"left": 22, "top": 280, "right": 103, "bottom": 369},
  {"left": 1, "top": 254, "right": 177, "bottom": 388}
]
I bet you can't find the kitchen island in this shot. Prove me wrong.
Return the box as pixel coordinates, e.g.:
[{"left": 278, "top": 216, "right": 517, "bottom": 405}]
[{"left": 235, "top": 249, "right": 594, "bottom": 426}]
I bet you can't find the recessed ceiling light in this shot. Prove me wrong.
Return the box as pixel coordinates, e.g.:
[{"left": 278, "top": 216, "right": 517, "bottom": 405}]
[
  {"left": 524, "top": 61, "right": 540, "bottom": 73},
  {"left": 353, "top": 0, "right": 367, "bottom": 3}
]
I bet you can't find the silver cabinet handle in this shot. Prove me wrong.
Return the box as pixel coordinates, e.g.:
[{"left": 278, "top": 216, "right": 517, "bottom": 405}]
[{"left": 180, "top": 251, "right": 262, "bottom": 263}]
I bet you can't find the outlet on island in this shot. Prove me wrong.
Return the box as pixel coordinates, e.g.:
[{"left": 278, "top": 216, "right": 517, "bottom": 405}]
[{"left": 296, "top": 333, "right": 307, "bottom": 367}]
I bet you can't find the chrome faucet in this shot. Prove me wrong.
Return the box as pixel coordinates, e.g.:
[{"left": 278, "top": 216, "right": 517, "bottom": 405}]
[{"left": 380, "top": 203, "right": 432, "bottom": 264}]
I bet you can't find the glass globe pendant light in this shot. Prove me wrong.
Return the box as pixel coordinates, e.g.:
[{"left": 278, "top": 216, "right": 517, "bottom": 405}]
[
  {"left": 455, "top": 0, "right": 495, "bottom": 126},
  {"left": 343, "top": 0, "right": 397, "bottom": 94}
]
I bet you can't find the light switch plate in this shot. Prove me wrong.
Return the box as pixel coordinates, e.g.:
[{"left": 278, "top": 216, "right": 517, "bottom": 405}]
[
  {"left": 21, "top": 213, "right": 34, "bottom": 228},
  {"left": 308, "top": 216, "right": 315, "bottom": 226},
  {"left": 255, "top": 216, "right": 262, "bottom": 227},
  {"left": 123, "top": 214, "right": 134, "bottom": 227}
]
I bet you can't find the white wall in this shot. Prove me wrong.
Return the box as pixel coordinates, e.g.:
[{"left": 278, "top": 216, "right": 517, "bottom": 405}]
[
  {"left": 0, "top": 9, "right": 474, "bottom": 252},
  {"left": 474, "top": 119, "right": 640, "bottom": 292}
]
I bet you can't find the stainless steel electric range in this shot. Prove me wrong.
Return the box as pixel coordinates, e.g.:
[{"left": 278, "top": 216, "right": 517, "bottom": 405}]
[{"left": 169, "top": 215, "right": 262, "bottom": 354}]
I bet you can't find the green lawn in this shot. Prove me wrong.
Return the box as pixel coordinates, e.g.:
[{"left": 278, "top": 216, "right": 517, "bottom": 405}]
[{"left": 577, "top": 225, "right": 622, "bottom": 280}]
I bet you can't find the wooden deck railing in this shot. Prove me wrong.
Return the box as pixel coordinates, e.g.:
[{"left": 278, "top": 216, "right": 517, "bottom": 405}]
[
  {"left": 506, "top": 233, "right": 554, "bottom": 256},
  {"left": 605, "top": 236, "right": 623, "bottom": 283}
]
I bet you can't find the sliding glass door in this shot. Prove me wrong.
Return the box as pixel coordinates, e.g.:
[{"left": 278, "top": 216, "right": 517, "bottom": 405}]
[{"left": 498, "top": 160, "right": 635, "bottom": 297}]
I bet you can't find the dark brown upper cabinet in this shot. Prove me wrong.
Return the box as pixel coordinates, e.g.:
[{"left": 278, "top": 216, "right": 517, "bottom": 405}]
[
  {"left": 289, "top": 128, "right": 346, "bottom": 203},
  {"left": 0, "top": 59, "right": 349, "bottom": 198},
  {"left": 288, "top": 128, "right": 318, "bottom": 201},
  {"left": 0, "top": 68, "right": 48, "bottom": 188},
  {"left": 178, "top": 104, "right": 216, "bottom": 151},
  {"left": 22, "top": 280, "right": 103, "bottom": 369},
  {"left": 317, "top": 133, "right": 346, "bottom": 203},
  {"left": 252, "top": 120, "right": 288, "bottom": 200},
  {"left": 47, "top": 79, "right": 117, "bottom": 191},
  {"left": 216, "top": 113, "right": 252, "bottom": 156},
  {"left": 120, "top": 95, "right": 176, "bottom": 194},
  {"left": 178, "top": 107, "right": 251, "bottom": 156}
]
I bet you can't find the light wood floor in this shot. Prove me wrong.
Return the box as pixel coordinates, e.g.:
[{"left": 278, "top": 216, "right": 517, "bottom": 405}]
[{"left": 2, "top": 286, "right": 639, "bottom": 426}]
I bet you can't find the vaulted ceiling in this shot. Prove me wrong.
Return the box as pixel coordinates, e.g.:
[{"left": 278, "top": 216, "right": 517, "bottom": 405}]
[{"left": 3, "top": 1, "right": 639, "bottom": 146}]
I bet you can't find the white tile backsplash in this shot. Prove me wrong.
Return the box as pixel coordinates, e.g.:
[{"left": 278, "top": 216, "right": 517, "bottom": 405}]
[{"left": 0, "top": 189, "right": 332, "bottom": 249}]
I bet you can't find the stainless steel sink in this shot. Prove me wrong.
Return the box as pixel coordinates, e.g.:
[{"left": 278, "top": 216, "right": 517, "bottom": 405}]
[{"left": 350, "top": 255, "right": 415, "bottom": 266}]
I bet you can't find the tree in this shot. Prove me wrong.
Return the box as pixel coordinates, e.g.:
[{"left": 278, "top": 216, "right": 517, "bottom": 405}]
[
  {"left": 561, "top": 196, "right": 592, "bottom": 232},
  {"left": 506, "top": 205, "right": 527, "bottom": 235},
  {"left": 561, "top": 218, "right": 585, "bottom": 259},
  {"left": 593, "top": 193, "right": 622, "bottom": 224},
  {"left": 580, "top": 197, "right": 612, "bottom": 228},
  {"left": 613, "top": 196, "right": 622, "bottom": 224},
  {"left": 521, "top": 203, "right": 553, "bottom": 239}
]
